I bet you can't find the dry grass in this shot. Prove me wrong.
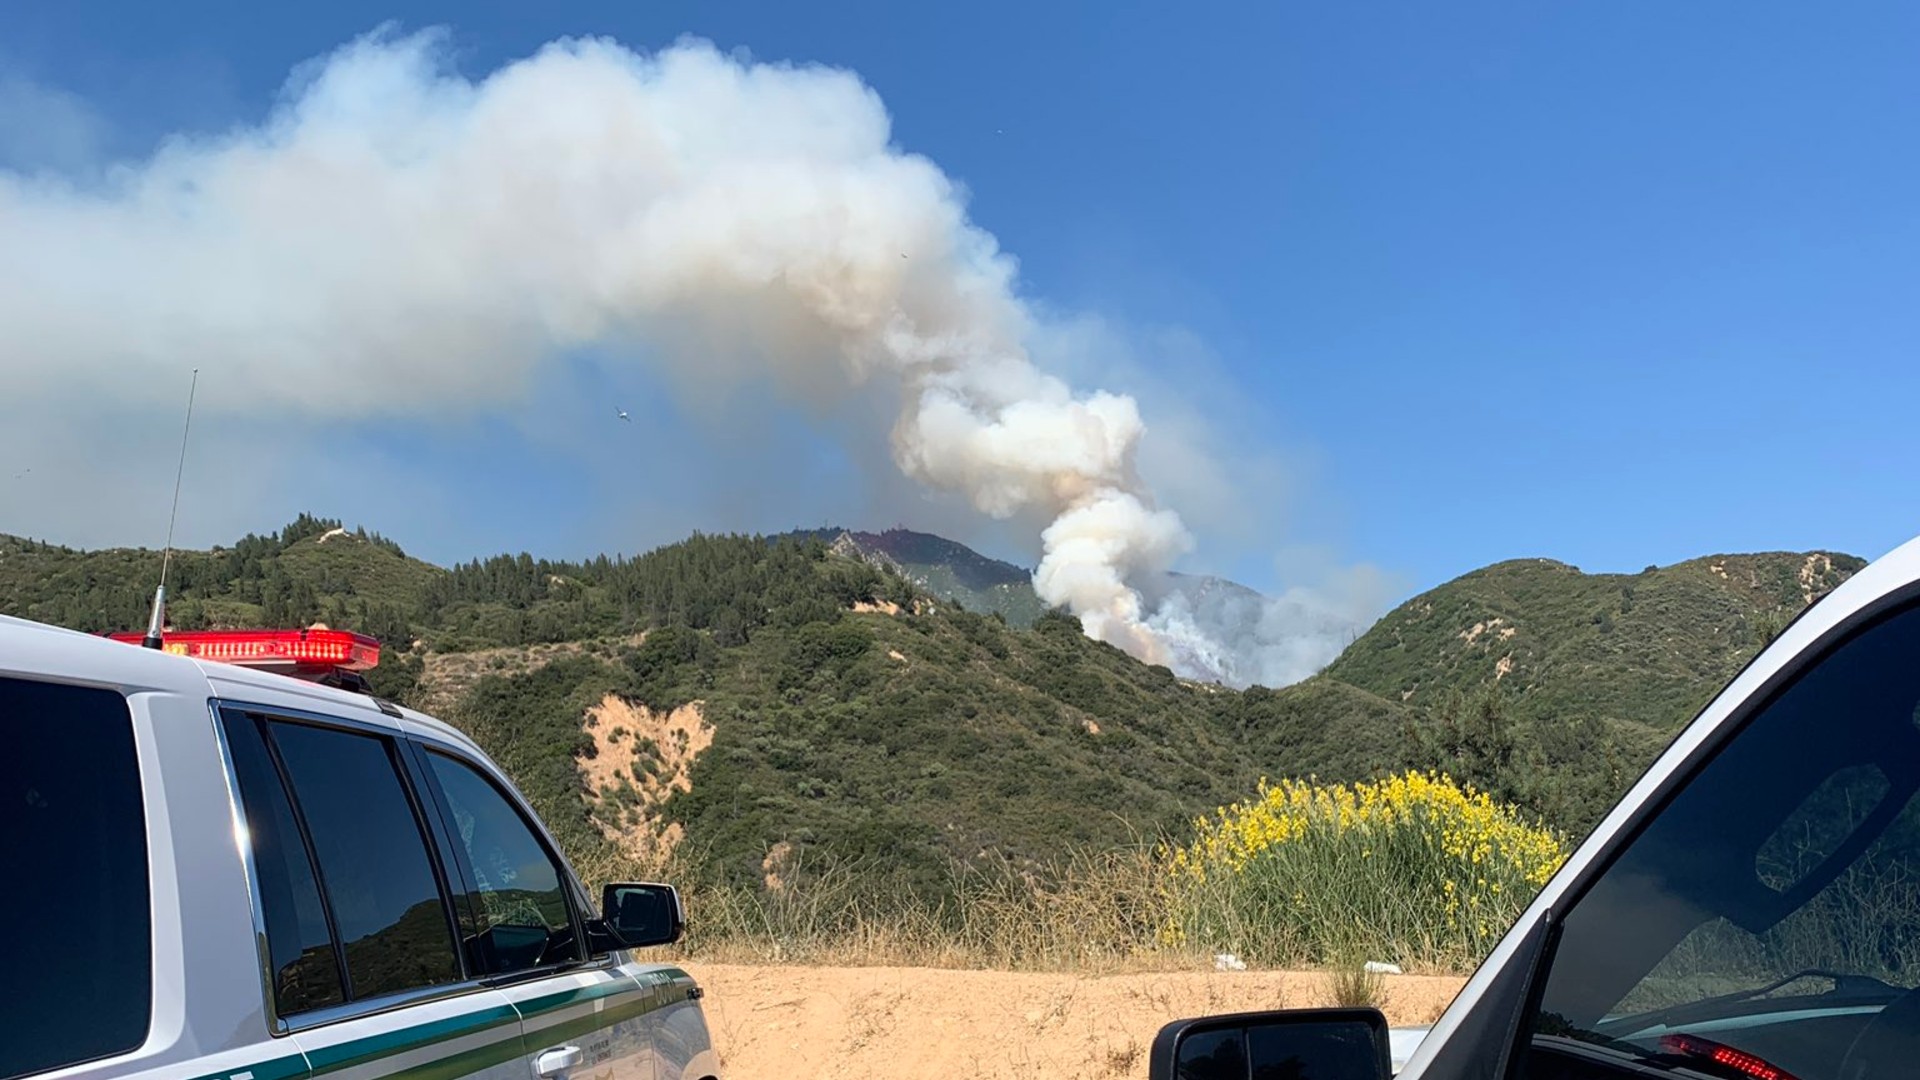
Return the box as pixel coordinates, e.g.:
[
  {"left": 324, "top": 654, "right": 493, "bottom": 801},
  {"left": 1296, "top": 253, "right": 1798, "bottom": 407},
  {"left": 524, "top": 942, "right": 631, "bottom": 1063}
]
[
  {"left": 576, "top": 842, "right": 1213, "bottom": 973},
  {"left": 1328, "top": 956, "right": 1385, "bottom": 1009},
  {"left": 577, "top": 838, "right": 1496, "bottom": 979},
  {"left": 572, "top": 780, "right": 1539, "bottom": 978}
]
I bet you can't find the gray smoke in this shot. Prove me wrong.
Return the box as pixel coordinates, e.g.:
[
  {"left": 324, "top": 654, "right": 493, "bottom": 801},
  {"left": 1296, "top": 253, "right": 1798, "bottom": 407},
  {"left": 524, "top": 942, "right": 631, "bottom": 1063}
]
[{"left": 0, "top": 30, "right": 1380, "bottom": 684}]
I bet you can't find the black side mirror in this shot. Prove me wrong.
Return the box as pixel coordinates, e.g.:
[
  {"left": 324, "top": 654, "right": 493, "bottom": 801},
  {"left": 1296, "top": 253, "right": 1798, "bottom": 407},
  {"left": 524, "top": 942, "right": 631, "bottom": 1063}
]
[
  {"left": 1149, "top": 1007, "right": 1391, "bottom": 1080},
  {"left": 591, "top": 882, "right": 685, "bottom": 951}
]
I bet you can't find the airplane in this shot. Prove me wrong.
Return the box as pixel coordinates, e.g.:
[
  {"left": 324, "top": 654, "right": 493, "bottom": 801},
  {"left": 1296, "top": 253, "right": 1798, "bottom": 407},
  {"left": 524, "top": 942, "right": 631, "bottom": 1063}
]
[{"left": 616, "top": 409, "right": 631, "bottom": 422}]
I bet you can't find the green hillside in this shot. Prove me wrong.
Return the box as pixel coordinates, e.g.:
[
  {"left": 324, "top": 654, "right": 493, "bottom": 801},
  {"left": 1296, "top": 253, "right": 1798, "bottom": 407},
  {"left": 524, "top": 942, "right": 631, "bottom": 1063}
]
[
  {"left": 0, "top": 517, "right": 1862, "bottom": 892},
  {"left": 1327, "top": 551, "right": 1861, "bottom": 729},
  {"left": 1326, "top": 551, "right": 1863, "bottom": 830}
]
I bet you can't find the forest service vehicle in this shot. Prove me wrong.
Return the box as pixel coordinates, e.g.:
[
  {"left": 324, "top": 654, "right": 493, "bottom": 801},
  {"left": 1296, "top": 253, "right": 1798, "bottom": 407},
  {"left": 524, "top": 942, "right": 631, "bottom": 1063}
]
[{"left": 2, "top": 620, "right": 721, "bottom": 1080}]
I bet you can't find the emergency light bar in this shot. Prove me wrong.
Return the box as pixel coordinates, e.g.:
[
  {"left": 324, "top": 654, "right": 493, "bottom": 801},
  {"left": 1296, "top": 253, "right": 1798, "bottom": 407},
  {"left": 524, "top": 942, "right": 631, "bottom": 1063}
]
[{"left": 107, "top": 628, "right": 381, "bottom": 672}]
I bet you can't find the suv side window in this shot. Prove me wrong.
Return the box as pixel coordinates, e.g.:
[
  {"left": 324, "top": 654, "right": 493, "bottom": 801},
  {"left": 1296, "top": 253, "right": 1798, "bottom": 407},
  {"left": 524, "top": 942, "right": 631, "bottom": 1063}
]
[
  {"left": 424, "top": 750, "right": 584, "bottom": 975},
  {"left": 251, "top": 718, "right": 464, "bottom": 1003},
  {"left": 221, "top": 712, "right": 347, "bottom": 1014},
  {"left": 0, "top": 677, "right": 148, "bottom": 1080},
  {"left": 1522, "top": 600, "right": 1920, "bottom": 1080}
]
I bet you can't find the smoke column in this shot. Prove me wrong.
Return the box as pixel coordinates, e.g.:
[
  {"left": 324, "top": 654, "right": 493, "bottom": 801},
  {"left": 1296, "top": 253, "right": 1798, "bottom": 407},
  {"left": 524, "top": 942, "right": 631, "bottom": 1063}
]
[{"left": 0, "top": 31, "right": 1363, "bottom": 680}]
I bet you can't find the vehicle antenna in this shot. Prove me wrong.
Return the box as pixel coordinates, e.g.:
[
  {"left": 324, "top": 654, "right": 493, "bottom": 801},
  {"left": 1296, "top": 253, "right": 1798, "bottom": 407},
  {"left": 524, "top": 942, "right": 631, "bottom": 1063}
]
[{"left": 143, "top": 368, "right": 200, "bottom": 650}]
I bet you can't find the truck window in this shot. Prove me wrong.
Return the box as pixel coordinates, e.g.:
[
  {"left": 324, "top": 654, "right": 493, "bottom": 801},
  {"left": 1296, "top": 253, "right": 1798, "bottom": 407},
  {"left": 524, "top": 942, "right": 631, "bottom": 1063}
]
[
  {"left": 220, "top": 711, "right": 347, "bottom": 1015},
  {"left": 423, "top": 750, "right": 583, "bottom": 974},
  {"left": 1522, "top": 599, "right": 1920, "bottom": 1080},
  {"left": 266, "top": 720, "right": 464, "bottom": 1001},
  {"left": 0, "top": 677, "right": 149, "bottom": 1080}
]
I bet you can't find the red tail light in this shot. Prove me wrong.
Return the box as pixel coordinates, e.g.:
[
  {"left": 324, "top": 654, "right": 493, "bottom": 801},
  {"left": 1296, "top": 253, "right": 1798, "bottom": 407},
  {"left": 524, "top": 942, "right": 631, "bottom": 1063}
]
[
  {"left": 1660, "top": 1034, "right": 1800, "bottom": 1080},
  {"left": 108, "top": 628, "right": 381, "bottom": 672}
]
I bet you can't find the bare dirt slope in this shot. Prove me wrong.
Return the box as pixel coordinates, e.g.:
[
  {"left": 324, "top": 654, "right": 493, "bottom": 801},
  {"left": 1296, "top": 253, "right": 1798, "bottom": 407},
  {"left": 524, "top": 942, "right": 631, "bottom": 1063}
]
[{"left": 684, "top": 964, "right": 1464, "bottom": 1080}]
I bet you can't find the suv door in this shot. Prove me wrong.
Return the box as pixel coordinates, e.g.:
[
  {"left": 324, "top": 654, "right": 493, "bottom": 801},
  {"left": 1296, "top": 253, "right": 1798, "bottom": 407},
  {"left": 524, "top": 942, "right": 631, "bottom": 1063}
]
[
  {"left": 218, "top": 707, "right": 526, "bottom": 1080},
  {"left": 410, "top": 742, "right": 666, "bottom": 1080}
]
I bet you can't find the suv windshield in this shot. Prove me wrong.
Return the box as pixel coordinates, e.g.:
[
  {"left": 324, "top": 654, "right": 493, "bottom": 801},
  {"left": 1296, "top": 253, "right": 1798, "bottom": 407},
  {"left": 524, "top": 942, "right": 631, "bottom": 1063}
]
[{"left": 1526, "top": 598, "right": 1920, "bottom": 1080}]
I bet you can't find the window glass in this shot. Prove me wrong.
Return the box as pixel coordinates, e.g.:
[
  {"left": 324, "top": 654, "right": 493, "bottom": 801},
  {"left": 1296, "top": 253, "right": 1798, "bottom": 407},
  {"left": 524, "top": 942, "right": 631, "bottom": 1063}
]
[
  {"left": 427, "top": 751, "right": 582, "bottom": 973},
  {"left": 1525, "top": 601, "right": 1920, "bottom": 1080},
  {"left": 270, "top": 721, "right": 462, "bottom": 999},
  {"left": 0, "top": 678, "right": 149, "bottom": 1080},
  {"left": 220, "top": 711, "right": 345, "bottom": 1014}
]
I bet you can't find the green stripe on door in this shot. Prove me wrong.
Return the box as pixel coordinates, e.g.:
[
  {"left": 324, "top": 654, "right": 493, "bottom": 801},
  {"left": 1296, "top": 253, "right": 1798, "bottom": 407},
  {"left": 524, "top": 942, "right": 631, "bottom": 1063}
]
[
  {"left": 187, "top": 1053, "right": 311, "bottom": 1080},
  {"left": 305, "top": 1005, "right": 522, "bottom": 1075},
  {"left": 519, "top": 994, "right": 665, "bottom": 1049},
  {"left": 208, "top": 968, "right": 705, "bottom": 1080},
  {"left": 515, "top": 980, "right": 636, "bottom": 1018},
  {"left": 374, "top": 1034, "right": 527, "bottom": 1080}
]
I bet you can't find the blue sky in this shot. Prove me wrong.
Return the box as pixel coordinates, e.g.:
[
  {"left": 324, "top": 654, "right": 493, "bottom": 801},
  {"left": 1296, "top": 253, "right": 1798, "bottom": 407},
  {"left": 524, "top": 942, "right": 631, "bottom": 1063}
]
[{"left": 4, "top": 1, "right": 1916, "bottom": 600}]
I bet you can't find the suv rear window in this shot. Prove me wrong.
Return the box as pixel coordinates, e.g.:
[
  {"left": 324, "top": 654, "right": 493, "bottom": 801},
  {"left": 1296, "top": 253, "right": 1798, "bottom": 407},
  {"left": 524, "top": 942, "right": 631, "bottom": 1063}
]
[{"left": 0, "top": 677, "right": 149, "bottom": 1080}]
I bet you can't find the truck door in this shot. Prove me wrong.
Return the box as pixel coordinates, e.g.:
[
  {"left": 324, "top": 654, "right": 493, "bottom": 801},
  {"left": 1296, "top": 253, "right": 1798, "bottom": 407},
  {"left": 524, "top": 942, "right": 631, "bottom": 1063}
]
[
  {"left": 408, "top": 744, "right": 663, "bottom": 1080},
  {"left": 220, "top": 708, "right": 527, "bottom": 1080}
]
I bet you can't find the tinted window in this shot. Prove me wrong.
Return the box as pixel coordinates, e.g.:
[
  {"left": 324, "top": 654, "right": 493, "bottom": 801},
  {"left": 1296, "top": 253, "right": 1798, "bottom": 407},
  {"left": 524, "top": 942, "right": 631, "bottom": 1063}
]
[
  {"left": 1526, "top": 601, "right": 1920, "bottom": 1080},
  {"left": 270, "top": 721, "right": 462, "bottom": 999},
  {"left": 221, "top": 712, "right": 345, "bottom": 1014},
  {"left": 0, "top": 677, "right": 149, "bottom": 1080},
  {"left": 427, "top": 752, "right": 582, "bottom": 973}
]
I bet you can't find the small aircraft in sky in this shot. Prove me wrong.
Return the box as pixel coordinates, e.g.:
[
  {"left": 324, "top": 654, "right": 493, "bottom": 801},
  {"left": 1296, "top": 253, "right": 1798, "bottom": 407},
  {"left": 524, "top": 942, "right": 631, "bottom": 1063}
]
[{"left": 616, "top": 408, "right": 631, "bottom": 422}]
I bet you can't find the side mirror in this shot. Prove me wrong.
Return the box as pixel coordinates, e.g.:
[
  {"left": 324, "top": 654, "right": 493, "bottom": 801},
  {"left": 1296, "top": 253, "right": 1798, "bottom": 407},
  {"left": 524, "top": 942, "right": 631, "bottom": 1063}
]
[
  {"left": 1149, "top": 1007, "right": 1391, "bottom": 1080},
  {"left": 591, "top": 882, "right": 685, "bottom": 951}
]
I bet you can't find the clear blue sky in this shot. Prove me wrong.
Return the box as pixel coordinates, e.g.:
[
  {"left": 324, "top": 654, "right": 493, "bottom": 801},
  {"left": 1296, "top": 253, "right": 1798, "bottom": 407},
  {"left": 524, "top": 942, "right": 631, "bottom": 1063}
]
[{"left": 5, "top": 1, "right": 1917, "bottom": 598}]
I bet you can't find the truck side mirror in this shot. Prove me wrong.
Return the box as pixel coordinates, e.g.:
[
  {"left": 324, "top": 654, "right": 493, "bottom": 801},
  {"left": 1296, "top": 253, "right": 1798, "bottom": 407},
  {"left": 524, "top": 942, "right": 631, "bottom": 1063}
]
[
  {"left": 592, "top": 882, "right": 685, "bottom": 950},
  {"left": 1149, "top": 1007, "right": 1391, "bottom": 1080}
]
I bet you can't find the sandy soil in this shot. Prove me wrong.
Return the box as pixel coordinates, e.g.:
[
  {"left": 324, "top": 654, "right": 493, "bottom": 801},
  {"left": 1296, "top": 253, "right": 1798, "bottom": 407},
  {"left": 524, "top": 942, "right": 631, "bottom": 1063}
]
[
  {"left": 684, "top": 964, "right": 1465, "bottom": 1080},
  {"left": 580, "top": 695, "right": 712, "bottom": 858}
]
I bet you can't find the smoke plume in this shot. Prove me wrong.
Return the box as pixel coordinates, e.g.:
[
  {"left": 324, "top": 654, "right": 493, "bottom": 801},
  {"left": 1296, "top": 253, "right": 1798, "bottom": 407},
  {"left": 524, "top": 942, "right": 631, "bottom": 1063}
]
[{"left": 0, "top": 31, "right": 1374, "bottom": 682}]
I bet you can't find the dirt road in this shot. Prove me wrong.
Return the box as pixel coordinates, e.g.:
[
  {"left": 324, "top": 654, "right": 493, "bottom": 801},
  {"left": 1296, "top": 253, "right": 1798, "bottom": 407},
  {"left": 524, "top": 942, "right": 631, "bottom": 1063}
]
[{"left": 683, "top": 964, "right": 1465, "bottom": 1080}]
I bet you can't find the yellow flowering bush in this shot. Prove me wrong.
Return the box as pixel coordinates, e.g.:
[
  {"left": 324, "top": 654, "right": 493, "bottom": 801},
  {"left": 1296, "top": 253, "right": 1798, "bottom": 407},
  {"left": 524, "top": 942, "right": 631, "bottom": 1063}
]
[{"left": 1161, "top": 771, "right": 1567, "bottom": 969}]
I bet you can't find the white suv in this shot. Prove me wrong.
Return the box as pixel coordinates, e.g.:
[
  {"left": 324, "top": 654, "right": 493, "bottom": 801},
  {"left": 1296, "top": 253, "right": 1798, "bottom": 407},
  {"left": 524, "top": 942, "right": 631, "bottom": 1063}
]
[{"left": 1, "top": 616, "right": 721, "bottom": 1080}]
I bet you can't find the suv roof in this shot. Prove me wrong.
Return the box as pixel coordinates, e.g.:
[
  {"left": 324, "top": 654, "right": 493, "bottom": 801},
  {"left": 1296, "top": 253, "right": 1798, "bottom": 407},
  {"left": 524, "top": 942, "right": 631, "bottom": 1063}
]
[{"left": 0, "top": 614, "right": 483, "bottom": 759}]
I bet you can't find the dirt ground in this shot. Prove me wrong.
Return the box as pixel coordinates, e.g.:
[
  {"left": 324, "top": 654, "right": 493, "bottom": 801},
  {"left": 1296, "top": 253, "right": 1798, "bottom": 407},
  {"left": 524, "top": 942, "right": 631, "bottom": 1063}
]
[{"left": 684, "top": 964, "right": 1466, "bottom": 1080}]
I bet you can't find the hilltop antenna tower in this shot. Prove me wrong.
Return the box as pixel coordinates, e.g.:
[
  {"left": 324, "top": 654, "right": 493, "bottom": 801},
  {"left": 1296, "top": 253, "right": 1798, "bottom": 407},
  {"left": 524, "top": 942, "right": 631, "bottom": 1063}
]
[{"left": 143, "top": 368, "right": 200, "bottom": 649}]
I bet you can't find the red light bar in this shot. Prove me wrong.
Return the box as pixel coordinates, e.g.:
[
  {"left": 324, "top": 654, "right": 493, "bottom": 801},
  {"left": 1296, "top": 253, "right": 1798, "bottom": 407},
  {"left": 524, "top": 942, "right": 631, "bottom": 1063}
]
[
  {"left": 1661, "top": 1034, "right": 1800, "bottom": 1080},
  {"left": 108, "top": 628, "right": 381, "bottom": 672}
]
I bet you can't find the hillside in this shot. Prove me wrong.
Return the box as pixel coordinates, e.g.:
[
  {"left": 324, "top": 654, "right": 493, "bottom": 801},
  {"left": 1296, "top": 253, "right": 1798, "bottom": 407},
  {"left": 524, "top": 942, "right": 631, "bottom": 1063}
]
[
  {"left": 1324, "top": 550, "right": 1864, "bottom": 829},
  {"left": 0, "top": 516, "right": 1863, "bottom": 889},
  {"left": 1327, "top": 551, "right": 1861, "bottom": 729}
]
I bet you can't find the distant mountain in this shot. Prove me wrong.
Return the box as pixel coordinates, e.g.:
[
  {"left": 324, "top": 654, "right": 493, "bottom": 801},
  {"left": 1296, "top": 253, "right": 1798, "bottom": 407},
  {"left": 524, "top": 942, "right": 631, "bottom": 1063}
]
[
  {"left": 786, "top": 529, "right": 1298, "bottom": 681},
  {"left": 787, "top": 527, "right": 1049, "bottom": 626}
]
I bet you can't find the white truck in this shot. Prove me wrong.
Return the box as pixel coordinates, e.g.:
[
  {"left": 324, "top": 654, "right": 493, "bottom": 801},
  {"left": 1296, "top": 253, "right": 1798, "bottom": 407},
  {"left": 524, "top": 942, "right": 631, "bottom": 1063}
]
[
  {"left": 1151, "top": 534, "right": 1920, "bottom": 1080},
  {"left": 1, "top": 620, "right": 721, "bottom": 1080}
]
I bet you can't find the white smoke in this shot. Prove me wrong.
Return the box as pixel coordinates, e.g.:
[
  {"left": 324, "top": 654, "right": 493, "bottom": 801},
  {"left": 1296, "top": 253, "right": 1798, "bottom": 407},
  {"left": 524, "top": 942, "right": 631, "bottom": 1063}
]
[{"left": 0, "top": 30, "right": 1376, "bottom": 682}]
